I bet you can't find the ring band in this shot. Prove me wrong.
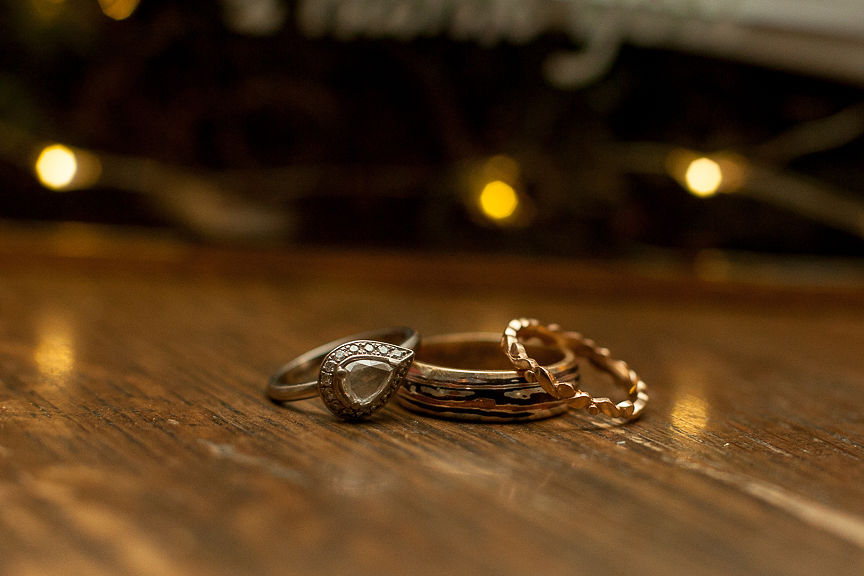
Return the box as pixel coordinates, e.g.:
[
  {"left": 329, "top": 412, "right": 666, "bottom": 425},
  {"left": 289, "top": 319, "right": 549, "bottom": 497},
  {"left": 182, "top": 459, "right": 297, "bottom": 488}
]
[
  {"left": 397, "top": 332, "right": 581, "bottom": 421},
  {"left": 267, "top": 326, "right": 420, "bottom": 420},
  {"left": 502, "top": 318, "right": 648, "bottom": 419}
]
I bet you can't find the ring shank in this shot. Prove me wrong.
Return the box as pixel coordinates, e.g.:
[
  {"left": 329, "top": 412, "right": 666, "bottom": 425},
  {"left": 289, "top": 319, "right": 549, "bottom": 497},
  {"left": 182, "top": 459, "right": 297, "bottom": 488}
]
[{"left": 267, "top": 327, "right": 420, "bottom": 403}]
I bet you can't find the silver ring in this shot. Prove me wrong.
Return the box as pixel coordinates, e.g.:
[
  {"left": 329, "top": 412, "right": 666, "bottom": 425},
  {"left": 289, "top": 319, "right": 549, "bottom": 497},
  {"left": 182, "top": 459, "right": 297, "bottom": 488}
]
[{"left": 267, "top": 327, "right": 420, "bottom": 420}]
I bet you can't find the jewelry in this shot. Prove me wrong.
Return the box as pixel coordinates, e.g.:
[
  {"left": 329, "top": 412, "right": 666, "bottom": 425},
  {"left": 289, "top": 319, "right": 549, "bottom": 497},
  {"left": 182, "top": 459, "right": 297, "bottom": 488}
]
[
  {"left": 396, "top": 332, "right": 581, "bottom": 421},
  {"left": 502, "top": 318, "right": 648, "bottom": 419},
  {"left": 267, "top": 327, "right": 420, "bottom": 420}
]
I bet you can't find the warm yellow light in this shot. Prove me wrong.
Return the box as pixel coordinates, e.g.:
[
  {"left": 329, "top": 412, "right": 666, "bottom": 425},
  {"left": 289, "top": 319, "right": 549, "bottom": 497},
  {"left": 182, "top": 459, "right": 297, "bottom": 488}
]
[
  {"left": 685, "top": 157, "right": 723, "bottom": 197},
  {"left": 479, "top": 180, "right": 519, "bottom": 220},
  {"left": 97, "top": 0, "right": 140, "bottom": 20},
  {"left": 35, "top": 316, "right": 75, "bottom": 382},
  {"left": 36, "top": 144, "right": 78, "bottom": 190},
  {"left": 670, "top": 393, "right": 709, "bottom": 436}
]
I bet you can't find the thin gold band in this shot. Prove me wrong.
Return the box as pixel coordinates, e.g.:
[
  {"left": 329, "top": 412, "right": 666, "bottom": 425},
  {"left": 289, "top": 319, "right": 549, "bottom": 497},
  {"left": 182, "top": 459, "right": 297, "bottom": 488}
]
[{"left": 501, "top": 318, "right": 649, "bottom": 420}]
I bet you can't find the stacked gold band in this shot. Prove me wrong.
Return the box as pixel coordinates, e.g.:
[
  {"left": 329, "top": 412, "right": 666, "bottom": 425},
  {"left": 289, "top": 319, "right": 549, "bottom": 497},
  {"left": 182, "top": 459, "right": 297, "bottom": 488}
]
[{"left": 396, "top": 332, "right": 580, "bottom": 421}]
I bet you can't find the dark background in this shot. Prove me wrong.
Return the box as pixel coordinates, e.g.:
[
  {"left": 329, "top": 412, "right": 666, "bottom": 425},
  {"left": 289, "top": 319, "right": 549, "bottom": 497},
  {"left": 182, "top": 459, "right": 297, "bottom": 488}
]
[{"left": 2, "top": 0, "right": 864, "bottom": 259}]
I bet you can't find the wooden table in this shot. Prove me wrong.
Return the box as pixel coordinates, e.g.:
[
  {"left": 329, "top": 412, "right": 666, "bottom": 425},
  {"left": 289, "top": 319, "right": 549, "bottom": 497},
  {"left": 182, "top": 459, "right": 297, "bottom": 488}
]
[{"left": 2, "top": 227, "right": 863, "bottom": 575}]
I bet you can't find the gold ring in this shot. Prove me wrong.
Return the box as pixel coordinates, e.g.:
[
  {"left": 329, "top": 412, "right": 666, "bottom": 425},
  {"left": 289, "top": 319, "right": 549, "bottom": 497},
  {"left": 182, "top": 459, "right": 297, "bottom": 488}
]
[
  {"left": 502, "top": 318, "right": 648, "bottom": 419},
  {"left": 267, "top": 327, "right": 420, "bottom": 420},
  {"left": 396, "top": 332, "right": 581, "bottom": 421}
]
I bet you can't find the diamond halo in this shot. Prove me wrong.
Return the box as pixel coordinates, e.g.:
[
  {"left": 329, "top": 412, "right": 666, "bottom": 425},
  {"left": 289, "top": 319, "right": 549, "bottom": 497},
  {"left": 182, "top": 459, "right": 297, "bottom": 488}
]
[{"left": 317, "top": 340, "right": 415, "bottom": 420}]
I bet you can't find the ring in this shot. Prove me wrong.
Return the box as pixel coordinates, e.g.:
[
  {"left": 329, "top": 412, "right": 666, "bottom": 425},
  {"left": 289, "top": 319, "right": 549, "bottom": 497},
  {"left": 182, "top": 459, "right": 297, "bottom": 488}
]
[
  {"left": 396, "top": 332, "right": 581, "bottom": 421},
  {"left": 267, "top": 326, "right": 420, "bottom": 420},
  {"left": 502, "top": 318, "right": 648, "bottom": 419}
]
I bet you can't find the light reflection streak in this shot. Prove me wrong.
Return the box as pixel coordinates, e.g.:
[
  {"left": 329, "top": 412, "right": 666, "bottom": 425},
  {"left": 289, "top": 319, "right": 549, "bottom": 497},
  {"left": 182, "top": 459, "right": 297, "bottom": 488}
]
[
  {"left": 670, "top": 393, "right": 709, "bottom": 437},
  {"left": 34, "top": 315, "right": 75, "bottom": 383},
  {"left": 669, "top": 365, "right": 710, "bottom": 437}
]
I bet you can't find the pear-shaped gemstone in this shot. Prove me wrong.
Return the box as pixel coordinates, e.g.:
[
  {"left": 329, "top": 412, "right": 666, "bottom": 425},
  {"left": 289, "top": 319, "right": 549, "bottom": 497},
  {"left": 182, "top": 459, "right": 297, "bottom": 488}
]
[{"left": 342, "top": 359, "right": 393, "bottom": 404}]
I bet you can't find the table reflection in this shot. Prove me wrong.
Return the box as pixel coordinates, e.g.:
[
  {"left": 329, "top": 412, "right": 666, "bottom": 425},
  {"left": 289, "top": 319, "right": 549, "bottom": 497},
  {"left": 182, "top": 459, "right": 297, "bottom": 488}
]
[{"left": 34, "top": 313, "right": 75, "bottom": 384}]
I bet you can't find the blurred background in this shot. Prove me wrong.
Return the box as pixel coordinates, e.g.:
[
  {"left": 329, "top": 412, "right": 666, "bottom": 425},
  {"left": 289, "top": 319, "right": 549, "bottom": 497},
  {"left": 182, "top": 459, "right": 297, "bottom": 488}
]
[{"left": 2, "top": 0, "right": 864, "bottom": 265}]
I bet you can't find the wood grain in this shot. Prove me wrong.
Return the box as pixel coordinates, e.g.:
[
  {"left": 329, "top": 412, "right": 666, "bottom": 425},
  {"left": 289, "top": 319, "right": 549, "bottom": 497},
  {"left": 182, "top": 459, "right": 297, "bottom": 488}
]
[{"left": 1, "top": 228, "right": 863, "bottom": 575}]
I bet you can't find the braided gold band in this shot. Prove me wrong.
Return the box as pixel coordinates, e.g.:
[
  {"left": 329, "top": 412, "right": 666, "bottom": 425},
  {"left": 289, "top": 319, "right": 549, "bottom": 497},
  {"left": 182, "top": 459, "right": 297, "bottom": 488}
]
[{"left": 501, "top": 318, "right": 648, "bottom": 420}]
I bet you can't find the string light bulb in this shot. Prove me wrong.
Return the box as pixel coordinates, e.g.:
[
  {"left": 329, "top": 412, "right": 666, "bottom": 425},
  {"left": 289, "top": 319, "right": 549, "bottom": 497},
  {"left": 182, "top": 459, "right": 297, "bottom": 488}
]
[
  {"left": 34, "top": 143, "right": 102, "bottom": 191},
  {"left": 667, "top": 149, "right": 746, "bottom": 198},
  {"left": 685, "top": 157, "right": 723, "bottom": 197},
  {"left": 466, "top": 154, "right": 534, "bottom": 227},
  {"left": 479, "top": 180, "right": 520, "bottom": 221},
  {"left": 97, "top": 0, "right": 140, "bottom": 21},
  {"left": 35, "top": 144, "right": 78, "bottom": 190}
]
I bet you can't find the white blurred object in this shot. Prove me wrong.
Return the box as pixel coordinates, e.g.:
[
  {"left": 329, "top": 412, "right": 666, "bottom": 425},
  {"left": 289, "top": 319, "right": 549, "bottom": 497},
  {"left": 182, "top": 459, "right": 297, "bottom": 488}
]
[
  {"left": 222, "top": 0, "right": 288, "bottom": 36},
  {"left": 296, "top": 0, "right": 864, "bottom": 87}
]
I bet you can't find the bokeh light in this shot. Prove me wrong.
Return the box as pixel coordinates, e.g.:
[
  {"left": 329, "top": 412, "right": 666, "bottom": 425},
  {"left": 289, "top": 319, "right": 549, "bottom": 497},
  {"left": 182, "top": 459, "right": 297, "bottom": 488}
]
[
  {"left": 685, "top": 157, "right": 723, "bottom": 197},
  {"left": 97, "top": 0, "right": 140, "bottom": 21},
  {"left": 35, "top": 144, "right": 77, "bottom": 190},
  {"left": 479, "top": 180, "right": 519, "bottom": 221},
  {"left": 668, "top": 150, "right": 746, "bottom": 198}
]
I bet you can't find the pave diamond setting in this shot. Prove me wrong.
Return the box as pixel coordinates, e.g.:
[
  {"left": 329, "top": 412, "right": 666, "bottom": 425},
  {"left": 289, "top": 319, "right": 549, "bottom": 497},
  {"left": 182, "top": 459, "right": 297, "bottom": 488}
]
[{"left": 318, "top": 340, "right": 415, "bottom": 420}]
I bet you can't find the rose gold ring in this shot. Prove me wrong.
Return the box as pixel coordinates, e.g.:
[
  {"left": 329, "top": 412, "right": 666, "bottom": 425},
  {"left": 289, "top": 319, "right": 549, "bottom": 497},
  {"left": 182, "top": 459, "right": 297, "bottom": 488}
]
[{"left": 502, "top": 318, "right": 648, "bottom": 420}]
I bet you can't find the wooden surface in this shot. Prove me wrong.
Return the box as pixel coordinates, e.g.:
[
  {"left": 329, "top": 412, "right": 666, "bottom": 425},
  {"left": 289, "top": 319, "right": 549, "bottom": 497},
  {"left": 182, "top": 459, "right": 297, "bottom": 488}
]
[{"left": 2, "top": 229, "right": 864, "bottom": 576}]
